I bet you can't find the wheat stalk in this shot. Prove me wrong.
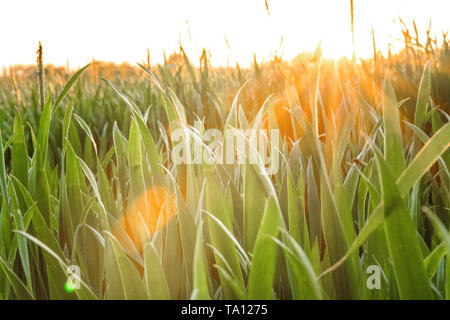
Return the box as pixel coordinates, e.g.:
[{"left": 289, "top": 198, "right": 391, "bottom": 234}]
[{"left": 36, "top": 41, "right": 45, "bottom": 110}]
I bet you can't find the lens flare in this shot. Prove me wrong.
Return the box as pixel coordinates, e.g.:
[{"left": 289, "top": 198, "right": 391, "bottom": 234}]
[
  {"left": 113, "top": 186, "right": 177, "bottom": 251},
  {"left": 64, "top": 281, "right": 77, "bottom": 293}
]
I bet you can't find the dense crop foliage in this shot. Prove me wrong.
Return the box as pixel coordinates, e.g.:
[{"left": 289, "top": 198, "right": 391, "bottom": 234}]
[{"left": 0, "top": 35, "right": 449, "bottom": 299}]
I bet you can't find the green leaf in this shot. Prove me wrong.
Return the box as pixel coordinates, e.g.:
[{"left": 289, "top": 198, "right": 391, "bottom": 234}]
[
  {"left": 191, "top": 226, "right": 211, "bottom": 300},
  {"left": 287, "top": 169, "right": 301, "bottom": 245},
  {"left": 321, "top": 122, "right": 450, "bottom": 279},
  {"left": 244, "top": 164, "right": 266, "bottom": 252},
  {"left": 37, "top": 96, "right": 53, "bottom": 167},
  {"left": 73, "top": 113, "right": 97, "bottom": 154},
  {"left": 398, "top": 122, "right": 450, "bottom": 196},
  {"left": 248, "top": 197, "right": 279, "bottom": 299},
  {"left": 12, "top": 112, "right": 29, "bottom": 188},
  {"left": 0, "top": 256, "right": 33, "bottom": 299},
  {"left": 274, "top": 231, "right": 323, "bottom": 300},
  {"left": 382, "top": 78, "right": 405, "bottom": 177},
  {"left": 375, "top": 150, "right": 432, "bottom": 299},
  {"left": 13, "top": 209, "right": 32, "bottom": 291},
  {"left": 128, "top": 120, "right": 146, "bottom": 200},
  {"left": 108, "top": 233, "right": 148, "bottom": 300},
  {"left": 424, "top": 242, "right": 447, "bottom": 279},
  {"left": 143, "top": 242, "right": 171, "bottom": 300},
  {"left": 205, "top": 172, "right": 245, "bottom": 299},
  {"left": 53, "top": 63, "right": 90, "bottom": 113},
  {"left": 0, "top": 130, "right": 9, "bottom": 212},
  {"left": 414, "top": 60, "right": 431, "bottom": 129}
]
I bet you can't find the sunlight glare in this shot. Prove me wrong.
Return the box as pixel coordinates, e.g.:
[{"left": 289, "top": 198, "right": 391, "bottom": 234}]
[{"left": 0, "top": 0, "right": 448, "bottom": 68}]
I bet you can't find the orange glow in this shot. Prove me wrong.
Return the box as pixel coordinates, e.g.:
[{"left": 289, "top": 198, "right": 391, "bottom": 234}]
[
  {"left": 113, "top": 186, "right": 177, "bottom": 251},
  {"left": 263, "top": 98, "right": 302, "bottom": 147}
]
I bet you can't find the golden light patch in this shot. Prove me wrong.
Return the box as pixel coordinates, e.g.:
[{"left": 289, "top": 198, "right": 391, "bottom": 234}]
[
  {"left": 113, "top": 186, "right": 177, "bottom": 251},
  {"left": 262, "top": 99, "right": 302, "bottom": 146}
]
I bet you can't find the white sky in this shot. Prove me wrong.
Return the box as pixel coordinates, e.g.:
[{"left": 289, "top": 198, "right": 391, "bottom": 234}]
[{"left": 0, "top": 0, "right": 449, "bottom": 68}]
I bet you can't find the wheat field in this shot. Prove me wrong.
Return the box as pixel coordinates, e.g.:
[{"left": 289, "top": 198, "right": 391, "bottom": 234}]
[{"left": 0, "top": 21, "right": 449, "bottom": 300}]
